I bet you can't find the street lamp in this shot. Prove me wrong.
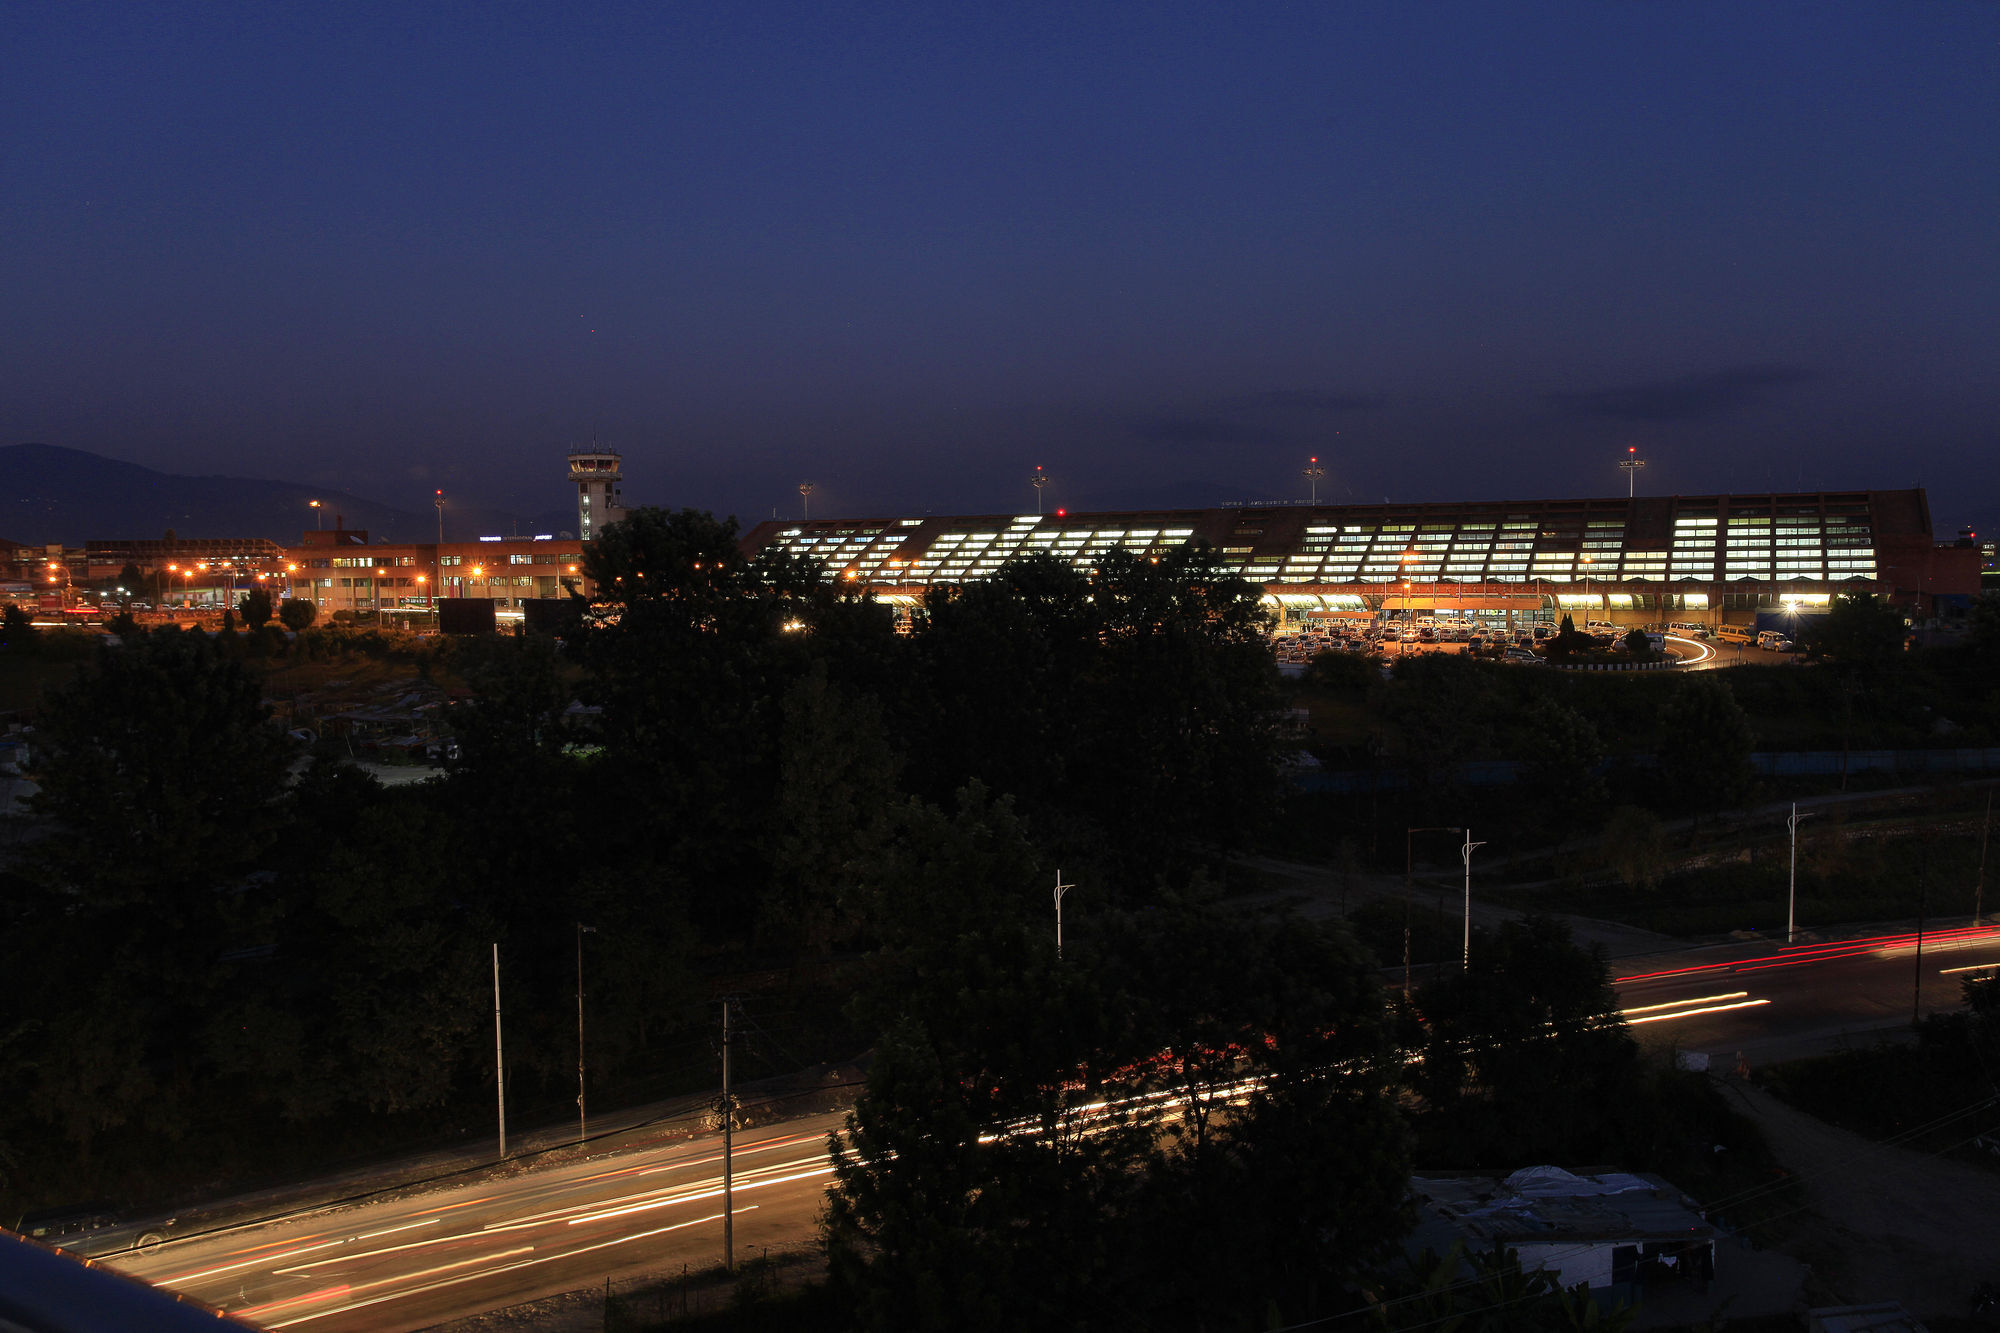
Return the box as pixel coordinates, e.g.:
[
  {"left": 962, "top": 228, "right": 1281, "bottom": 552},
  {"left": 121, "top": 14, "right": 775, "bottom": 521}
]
[
  {"left": 1031, "top": 465, "right": 1049, "bottom": 515},
  {"left": 1787, "top": 803, "right": 1816, "bottom": 944},
  {"left": 798, "top": 481, "right": 816, "bottom": 521},
  {"left": 309, "top": 499, "right": 323, "bottom": 530},
  {"left": 1053, "top": 870, "right": 1075, "bottom": 959},
  {"left": 1460, "top": 829, "right": 1487, "bottom": 968},
  {"left": 1303, "top": 456, "right": 1325, "bottom": 504}
]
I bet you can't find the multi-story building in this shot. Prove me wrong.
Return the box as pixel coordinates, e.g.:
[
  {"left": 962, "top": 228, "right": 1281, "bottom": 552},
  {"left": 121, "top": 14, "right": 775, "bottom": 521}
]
[
  {"left": 739, "top": 488, "right": 1981, "bottom": 627},
  {"left": 280, "top": 527, "right": 588, "bottom": 620}
]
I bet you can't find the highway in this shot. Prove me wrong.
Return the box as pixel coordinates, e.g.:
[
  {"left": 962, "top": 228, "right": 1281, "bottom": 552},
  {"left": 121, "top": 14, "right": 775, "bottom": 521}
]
[
  {"left": 101, "top": 924, "right": 2000, "bottom": 1329},
  {"left": 1612, "top": 922, "right": 2000, "bottom": 1065},
  {"left": 107, "top": 1112, "right": 847, "bottom": 1332}
]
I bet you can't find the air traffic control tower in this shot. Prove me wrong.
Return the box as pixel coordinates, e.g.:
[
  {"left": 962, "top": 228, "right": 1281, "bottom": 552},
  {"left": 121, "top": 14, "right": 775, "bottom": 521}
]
[{"left": 568, "top": 448, "right": 629, "bottom": 541}]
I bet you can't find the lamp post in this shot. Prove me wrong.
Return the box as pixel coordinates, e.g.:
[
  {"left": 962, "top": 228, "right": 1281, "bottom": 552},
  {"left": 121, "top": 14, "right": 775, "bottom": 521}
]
[
  {"left": 1303, "top": 456, "right": 1325, "bottom": 504},
  {"left": 1032, "top": 465, "right": 1049, "bottom": 515},
  {"left": 798, "top": 481, "right": 816, "bottom": 522},
  {"left": 1053, "top": 871, "right": 1075, "bottom": 959},
  {"left": 1460, "top": 828, "right": 1487, "bottom": 969},
  {"left": 310, "top": 498, "right": 323, "bottom": 530},
  {"left": 1787, "top": 803, "right": 1816, "bottom": 944}
]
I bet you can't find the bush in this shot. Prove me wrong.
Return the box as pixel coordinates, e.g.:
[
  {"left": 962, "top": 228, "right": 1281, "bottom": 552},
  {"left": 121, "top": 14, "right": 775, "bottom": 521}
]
[{"left": 278, "top": 598, "right": 318, "bottom": 631}]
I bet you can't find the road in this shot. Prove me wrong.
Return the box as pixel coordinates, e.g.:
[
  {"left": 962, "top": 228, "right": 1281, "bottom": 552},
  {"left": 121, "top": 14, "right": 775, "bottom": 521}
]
[
  {"left": 102, "top": 923, "right": 2000, "bottom": 1330},
  {"left": 1611, "top": 922, "right": 2000, "bottom": 1065},
  {"left": 107, "top": 1112, "right": 846, "bottom": 1332}
]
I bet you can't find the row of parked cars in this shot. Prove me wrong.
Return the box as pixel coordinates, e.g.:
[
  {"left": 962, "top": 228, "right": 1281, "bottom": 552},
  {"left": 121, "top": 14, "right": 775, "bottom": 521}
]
[{"left": 1271, "top": 619, "right": 1561, "bottom": 666}]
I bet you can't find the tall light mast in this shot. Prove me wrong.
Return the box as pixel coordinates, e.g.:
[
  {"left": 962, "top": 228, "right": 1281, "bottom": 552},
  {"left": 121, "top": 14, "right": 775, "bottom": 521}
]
[
  {"left": 1031, "top": 465, "right": 1049, "bottom": 514},
  {"left": 798, "top": 481, "right": 816, "bottom": 521},
  {"left": 1303, "top": 456, "right": 1326, "bottom": 504},
  {"left": 1619, "top": 446, "right": 1647, "bottom": 498}
]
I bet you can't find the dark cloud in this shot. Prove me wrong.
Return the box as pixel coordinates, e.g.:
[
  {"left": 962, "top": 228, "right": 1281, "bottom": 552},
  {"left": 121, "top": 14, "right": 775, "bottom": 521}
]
[
  {"left": 1132, "top": 416, "right": 1280, "bottom": 446},
  {"left": 1212, "top": 390, "right": 1389, "bottom": 413},
  {"left": 1547, "top": 365, "right": 1814, "bottom": 422}
]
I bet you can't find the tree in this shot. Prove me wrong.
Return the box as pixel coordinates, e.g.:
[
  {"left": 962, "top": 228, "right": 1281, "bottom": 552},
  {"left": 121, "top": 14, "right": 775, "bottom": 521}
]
[
  {"left": 762, "top": 665, "right": 901, "bottom": 956},
  {"left": 1544, "top": 614, "right": 1594, "bottom": 662},
  {"left": 1655, "top": 675, "right": 1755, "bottom": 817},
  {"left": 1798, "top": 591, "right": 1904, "bottom": 665},
  {"left": 829, "top": 792, "right": 1409, "bottom": 1329},
  {"left": 0, "top": 603, "right": 35, "bottom": 654},
  {"left": 1621, "top": 626, "right": 1650, "bottom": 656},
  {"left": 1519, "top": 697, "right": 1607, "bottom": 833},
  {"left": 1411, "top": 916, "right": 1639, "bottom": 1166},
  {"left": 278, "top": 596, "right": 317, "bottom": 630},
  {"left": 117, "top": 562, "right": 144, "bottom": 595},
  {"left": 28, "top": 627, "right": 293, "bottom": 910},
  {"left": 1600, "top": 805, "right": 1669, "bottom": 890},
  {"left": 239, "top": 586, "right": 274, "bottom": 628}
]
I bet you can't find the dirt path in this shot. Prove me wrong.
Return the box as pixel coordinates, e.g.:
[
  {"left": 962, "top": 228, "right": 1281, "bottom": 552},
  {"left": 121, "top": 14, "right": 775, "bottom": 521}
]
[{"left": 1716, "top": 1077, "right": 2000, "bottom": 1321}]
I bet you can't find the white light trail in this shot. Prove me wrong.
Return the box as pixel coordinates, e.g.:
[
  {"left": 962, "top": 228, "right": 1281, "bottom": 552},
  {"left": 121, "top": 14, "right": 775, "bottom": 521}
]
[
  {"left": 262, "top": 1207, "right": 760, "bottom": 1327},
  {"left": 1619, "top": 991, "right": 1748, "bottom": 1016},
  {"left": 1624, "top": 998, "right": 1770, "bottom": 1026}
]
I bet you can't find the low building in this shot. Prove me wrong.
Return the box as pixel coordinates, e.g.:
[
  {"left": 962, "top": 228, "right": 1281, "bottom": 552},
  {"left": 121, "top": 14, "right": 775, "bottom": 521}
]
[
  {"left": 1408, "top": 1167, "right": 1717, "bottom": 1304},
  {"left": 280, "top": 527, "right": 589, "bottom": 621}
]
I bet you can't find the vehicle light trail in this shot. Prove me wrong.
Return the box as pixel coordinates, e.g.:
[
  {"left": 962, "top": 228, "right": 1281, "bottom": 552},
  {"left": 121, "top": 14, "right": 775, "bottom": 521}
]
[
  {"left": 1621, "top": 925, "right": 2000, "bottom": 983},
  {"left": 261, "top": 1208, "right": 760, "bottom": 1328},
  {"left": 1619, "top": 991, "right": 1750, "bottom": 1016},
  {"left": 1624, "top": 998, "right": 1769, "bottom": 1026}
]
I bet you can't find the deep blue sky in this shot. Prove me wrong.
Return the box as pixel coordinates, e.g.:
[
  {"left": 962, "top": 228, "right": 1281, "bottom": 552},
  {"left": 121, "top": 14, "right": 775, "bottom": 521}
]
[{"left": 4, "top": 3, "right": 1995, "bottom": 532}]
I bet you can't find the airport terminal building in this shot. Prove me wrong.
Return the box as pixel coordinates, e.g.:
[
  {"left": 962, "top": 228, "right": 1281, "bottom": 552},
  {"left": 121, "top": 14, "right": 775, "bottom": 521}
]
[{"left": 741, "top": 488, "right": 1981, "bottom": 627}]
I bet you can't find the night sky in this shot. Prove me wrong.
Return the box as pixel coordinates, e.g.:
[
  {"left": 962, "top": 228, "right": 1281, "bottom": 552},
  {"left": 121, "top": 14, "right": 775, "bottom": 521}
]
[{"left": 5, "top": 4, "right": 1995, "bottom": 532}]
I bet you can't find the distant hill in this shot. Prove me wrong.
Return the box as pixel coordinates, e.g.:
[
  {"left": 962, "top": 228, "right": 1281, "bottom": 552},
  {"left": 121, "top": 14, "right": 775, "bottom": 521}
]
[{"left": 0, "top": 444, "right": 571, "bottom": 546}]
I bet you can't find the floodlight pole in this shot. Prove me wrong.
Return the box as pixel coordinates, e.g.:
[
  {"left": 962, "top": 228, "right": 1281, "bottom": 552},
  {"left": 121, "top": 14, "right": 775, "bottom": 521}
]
[
  {"left": 1620, "top": 447, "right": 1647, "bottom": 497},
  {"left": 1303, "top": 457, "right": 1325, "bottom": 504}
]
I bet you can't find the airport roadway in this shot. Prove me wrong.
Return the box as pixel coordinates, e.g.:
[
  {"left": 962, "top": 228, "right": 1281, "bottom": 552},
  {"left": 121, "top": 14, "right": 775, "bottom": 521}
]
[
  {"left": 108, "top": 1112, "right": 847, "bottom": 1331},
  {"left": 1611, "top": 922, "right": 2000, "bottom": 1066},
  {"left": 104, "top": 924, "right": 2000, "bottom": 1330}
]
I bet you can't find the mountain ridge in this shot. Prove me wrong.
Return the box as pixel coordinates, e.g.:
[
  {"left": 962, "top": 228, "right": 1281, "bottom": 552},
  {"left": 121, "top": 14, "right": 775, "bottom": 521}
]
[{"left": 1, "top": 444, "right": 573, "bottom": 546}]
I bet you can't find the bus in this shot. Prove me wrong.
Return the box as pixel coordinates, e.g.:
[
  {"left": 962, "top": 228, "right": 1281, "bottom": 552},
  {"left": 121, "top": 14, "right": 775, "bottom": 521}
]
[{"left": 1715, "top": 624, "right": 1755, "bottom": 645}]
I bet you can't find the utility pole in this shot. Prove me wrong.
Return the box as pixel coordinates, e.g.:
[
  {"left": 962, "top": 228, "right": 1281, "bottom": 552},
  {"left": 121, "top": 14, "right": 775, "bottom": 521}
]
[
  {"left": 1913, "top": 843, "right": 1929, "bottom": 1027},
  {"left": 1977, "top": 791, "right": 1993, "bottom": 926},
  {"left": 1053, "top": 871, "right": 1074, "bottom": 959},
  {"left": 720, "top": 998, "right": 737, "bottom": 1273},
  {"left": 1787, "top": 803, "right": 1816, "bottom": 944},
  {"left": 493, "top": 943, "right": 507, "bottom": 1159},
  {"left": 1461, "top": 829, "right": 1487, "bottom": 969},
  {"left": 576, "top": 923, "right": 595, "bottom": 1144}
]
